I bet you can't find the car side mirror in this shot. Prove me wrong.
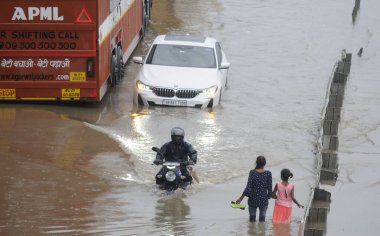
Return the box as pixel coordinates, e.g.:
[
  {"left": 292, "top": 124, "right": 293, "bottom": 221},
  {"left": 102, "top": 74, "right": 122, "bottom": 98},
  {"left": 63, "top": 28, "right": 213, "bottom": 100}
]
[
  {"left": 220, "top": 62, "right": 230, "bottom": 70},
  {"left": 132, "top": 56, "right": 143, "bottom": 64}
]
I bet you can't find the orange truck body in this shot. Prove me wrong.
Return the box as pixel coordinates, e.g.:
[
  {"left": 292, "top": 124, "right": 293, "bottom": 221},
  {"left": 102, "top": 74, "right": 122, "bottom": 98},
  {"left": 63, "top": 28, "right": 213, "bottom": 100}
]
[{"left": 0, "top": 0, "right": 148, "bottom": 101}]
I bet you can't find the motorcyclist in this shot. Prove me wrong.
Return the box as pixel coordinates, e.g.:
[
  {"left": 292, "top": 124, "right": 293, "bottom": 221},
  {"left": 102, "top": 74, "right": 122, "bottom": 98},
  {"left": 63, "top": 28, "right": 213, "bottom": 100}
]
[{"left": 153, "top": 127, "right": 197, "bottom": 184}]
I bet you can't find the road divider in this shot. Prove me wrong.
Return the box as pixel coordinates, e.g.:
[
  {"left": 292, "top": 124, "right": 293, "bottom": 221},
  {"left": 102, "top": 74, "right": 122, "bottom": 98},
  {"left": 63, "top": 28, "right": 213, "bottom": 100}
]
[{"left": 299, "top": 52, "right": 352, "bottom": 236}]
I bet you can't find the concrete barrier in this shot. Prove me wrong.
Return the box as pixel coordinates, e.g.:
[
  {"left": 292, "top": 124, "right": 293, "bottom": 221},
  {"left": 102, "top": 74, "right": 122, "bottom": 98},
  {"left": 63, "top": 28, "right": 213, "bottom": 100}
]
[
  {"left": 304, "top": 228, "right": 324, "bottom": 236},
  {"left": 322, "top": 135, "right": 339, "bottom": 151},
  {"left": 323, "top": 120, "right": 339, "bottom": 135},
  {"left": 330, "top": 83, "right": 345, "bottom": 96},
  {"left": 301, "top": 52, "right": 352, "bottom": 236},
  {"left": 313, "top": 188, "right": 332, "bottom": 202},
  {"left": 332, "top": 72, "right": 347, "bottom": 84},
  {"left": 352, "top": 0, "right": 361, "bottom": 23},
  {"left": 337, "top": 60, "right": 351, "bottom": 75},
  {"left": 320, "top": 169, "right": 338, "bottom": 184},
  {"left": 328, "top": 94, "right": 344, "bottom": 107},
  {"left": 325, "top": 107, "right": 341, "bottom": 120},
  {"left": 321, "top": 152, "right": 338, "bottom": 169}
]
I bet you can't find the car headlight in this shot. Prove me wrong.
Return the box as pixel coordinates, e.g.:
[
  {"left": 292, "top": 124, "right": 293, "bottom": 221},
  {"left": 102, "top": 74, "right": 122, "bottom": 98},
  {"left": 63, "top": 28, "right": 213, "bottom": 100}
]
[
  {"left": 136, "top": 80, "right": 153, "bottom": 91},
  {"left": 165, "top": 171, "right": 176, "bottom": 182},
  {"left": 199, "top": 85, "right": 218, "bottom": 96}
]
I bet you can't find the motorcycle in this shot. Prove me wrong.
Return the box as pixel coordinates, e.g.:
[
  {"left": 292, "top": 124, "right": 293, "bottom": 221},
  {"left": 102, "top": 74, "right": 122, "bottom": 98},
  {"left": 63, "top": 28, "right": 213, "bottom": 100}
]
[{"left": 152, "top": 147, "right": 193, "bottom": 191}]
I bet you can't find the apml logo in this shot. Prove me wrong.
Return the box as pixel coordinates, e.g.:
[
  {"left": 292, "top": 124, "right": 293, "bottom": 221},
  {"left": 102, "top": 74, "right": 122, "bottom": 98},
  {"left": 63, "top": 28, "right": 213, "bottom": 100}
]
[{"left": 12, "top": 7, "right": 64, "bottom": 21}]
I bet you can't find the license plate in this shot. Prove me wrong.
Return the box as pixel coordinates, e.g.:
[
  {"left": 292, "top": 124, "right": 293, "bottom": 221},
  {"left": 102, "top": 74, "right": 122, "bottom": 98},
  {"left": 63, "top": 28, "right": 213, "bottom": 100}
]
[
  {"left": 163, "top": 99, "right": 187, "bottom": 106},
  {"left": 69, "top": 72, "right": 86, "bottom": 82},
  {"left": 62, "top": 88, "right": 80, "bottom": 98}
]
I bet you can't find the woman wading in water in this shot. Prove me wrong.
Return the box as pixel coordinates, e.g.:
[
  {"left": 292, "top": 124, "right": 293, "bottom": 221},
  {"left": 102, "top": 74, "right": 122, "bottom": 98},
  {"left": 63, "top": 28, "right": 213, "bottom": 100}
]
[{"left": 235, "top": 156, "right": 272, "bottom": 222}]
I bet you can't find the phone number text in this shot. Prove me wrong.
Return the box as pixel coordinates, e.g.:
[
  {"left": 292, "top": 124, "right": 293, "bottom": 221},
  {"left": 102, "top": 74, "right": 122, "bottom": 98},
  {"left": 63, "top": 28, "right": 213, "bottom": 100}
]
[{"left": 0, "top": 41, "right": 77, "bottom": 50}]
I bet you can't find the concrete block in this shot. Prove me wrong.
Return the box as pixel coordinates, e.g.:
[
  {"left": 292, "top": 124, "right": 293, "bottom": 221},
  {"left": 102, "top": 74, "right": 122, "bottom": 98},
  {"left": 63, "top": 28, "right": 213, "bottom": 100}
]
[
  {"left": 332, "top": 72, "right": 347, "bottom": 83},
  {"left": 308, "top": 208, "right": 319, "bottom": 222},
  {"left": 304, "top": 229, "right": 324, "bottom": 236},
  {"left": 311, "top": 200, "right": 331, "bottom": 209},
  {"left": 320, "top": 169, "right": 338, "bottom": 182},
  {"left": 343, "top": 54, "right": 352, "bottom": 73},
  {"left": 308, "top": 207, "right": 328, "bottom": 224},
  {"left": 320, "top": 179, "right": 337, "bottom": 186},
  {"left": 337, "top": 57, "right": 352, "bottom": 75},
  {"left": 343, "top": 62, "right": 351, "bottom": 74},
  {"left": 330, "top": 83, "right": 345, "bottom": 96},
  {"left": 304, "top": 220, "right": 327, "bottom": 232},
  {"left": 343, "top": 53, "right": 352, "bottom": 63},
  {"left": 322, "top": 135, "right": 339, "bottom": 151},
  {"left": 323, "top": 120, "right": 339, "bottom": 135},
  {"left": 317, "top": 208, "right": 328, "bottom": 222},
  {"left": 322, "top": 152, "right": 338, "bottom": 169},
  {"left": 325, "top": 107, "right": 341, "bottom": 120},
  {"left": 328, "top": 94, "right": 344, "bottom": 107},
  {"left": 313, "top": 188, "right": 332, "bottom": 202},
  {"left": 336, "top": 61, "right": 345, "bottom": 74}
]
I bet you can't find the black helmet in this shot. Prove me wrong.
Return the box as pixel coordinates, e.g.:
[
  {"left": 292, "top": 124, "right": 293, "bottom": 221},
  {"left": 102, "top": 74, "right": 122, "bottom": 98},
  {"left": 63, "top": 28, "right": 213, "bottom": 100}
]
[{"left": 171, "top": 127, "right": 185, "bottom": 144}]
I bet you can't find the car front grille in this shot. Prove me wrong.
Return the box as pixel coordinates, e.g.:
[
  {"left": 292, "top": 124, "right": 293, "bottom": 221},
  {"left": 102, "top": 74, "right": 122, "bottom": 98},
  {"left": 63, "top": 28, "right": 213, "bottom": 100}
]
[
  {"left": 176, "top": 89, "right": 200, "bottom": 98},
  {"left": 152, "top": 88, "right": 175, "bottom": 97},
  {"left": 153, "top": 88, "right": 199, "bottom": 99}
]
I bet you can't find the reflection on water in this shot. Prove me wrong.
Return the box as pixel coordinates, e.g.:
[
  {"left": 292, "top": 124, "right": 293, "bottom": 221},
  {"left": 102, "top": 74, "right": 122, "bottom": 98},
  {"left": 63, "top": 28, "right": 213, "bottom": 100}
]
[
  {"left": 195, "top": 111, "right": 219, "bottom": 149},
  {"left": 248, "top": 222, "right": 269, "bottom": 236},
  {"left": 272, "top": 223, "right": 291, "bottom": 236},
  {"left": 154, "top": 192, "right": 191, "bottom": 235},
  {"left": 150, "top": 0, "right": 181, "bottom": 34},
  {"left": 246, "top": 221, "right": 296, "bottom": 236}
]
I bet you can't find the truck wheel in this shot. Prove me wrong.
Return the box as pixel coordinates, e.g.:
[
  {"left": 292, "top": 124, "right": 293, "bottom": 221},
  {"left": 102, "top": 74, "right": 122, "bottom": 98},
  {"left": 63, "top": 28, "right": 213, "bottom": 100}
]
[
  {"left": 117, "top": 46, "right": 124, "bottom": 80},
  {"left": 111, "top": 54, "right": 117, "bottom": 87}
]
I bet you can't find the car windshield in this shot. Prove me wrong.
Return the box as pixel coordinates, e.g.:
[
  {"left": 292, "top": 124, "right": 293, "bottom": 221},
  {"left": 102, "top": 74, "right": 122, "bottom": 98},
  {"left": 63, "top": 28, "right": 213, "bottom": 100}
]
[{"left": 146, "top": 44, "right": 217, "bottom": 68}]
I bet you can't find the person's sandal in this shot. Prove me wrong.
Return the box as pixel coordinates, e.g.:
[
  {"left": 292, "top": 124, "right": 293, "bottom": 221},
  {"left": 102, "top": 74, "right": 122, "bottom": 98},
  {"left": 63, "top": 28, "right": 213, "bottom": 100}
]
[{"left": 230, "top": 201, "right": 246, "bottom": 210}]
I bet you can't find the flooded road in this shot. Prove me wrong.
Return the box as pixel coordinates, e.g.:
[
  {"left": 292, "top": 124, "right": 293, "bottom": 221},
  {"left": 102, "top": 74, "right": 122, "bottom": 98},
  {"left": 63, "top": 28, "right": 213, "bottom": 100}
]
[{"left": 1, "top": 0, "right": 379, "bottom": 235}]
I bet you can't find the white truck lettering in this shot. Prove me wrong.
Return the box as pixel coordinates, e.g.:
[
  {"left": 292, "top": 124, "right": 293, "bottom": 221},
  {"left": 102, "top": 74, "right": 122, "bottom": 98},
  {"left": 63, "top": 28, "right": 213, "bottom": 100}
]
[{"left": 12, "top": 7, "right": 64, "bottom": 21}]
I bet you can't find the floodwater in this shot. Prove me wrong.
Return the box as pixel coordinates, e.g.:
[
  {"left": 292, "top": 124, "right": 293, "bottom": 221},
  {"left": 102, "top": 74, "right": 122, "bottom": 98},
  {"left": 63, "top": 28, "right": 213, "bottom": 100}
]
[{"left": 1, "top": 0, "right": 379, "bottom": 235}]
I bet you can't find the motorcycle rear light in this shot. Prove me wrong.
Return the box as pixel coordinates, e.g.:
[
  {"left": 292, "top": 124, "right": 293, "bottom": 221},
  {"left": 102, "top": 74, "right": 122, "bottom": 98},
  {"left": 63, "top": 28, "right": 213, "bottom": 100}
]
[{"left": 86, "top": 59, "right": 95, "bottom": 78}]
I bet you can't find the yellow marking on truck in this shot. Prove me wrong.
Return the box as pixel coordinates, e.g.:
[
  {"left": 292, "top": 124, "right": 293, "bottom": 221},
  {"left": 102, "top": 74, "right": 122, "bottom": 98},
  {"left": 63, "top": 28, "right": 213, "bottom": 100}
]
[
  {"left": 0, "top": 89, "right": 16, "bottom": 98},
  {"left": 61, "top": 98, "right": 80, "bottom": 100},
  {"left": 21, "top": 98, "right": 57, "bottom": 100},
  {"left": 62, "top": 88, "right": 80, "bottom": 98},
  {"left": 69, "top": 72, "right": 86, "bottom": 82}
]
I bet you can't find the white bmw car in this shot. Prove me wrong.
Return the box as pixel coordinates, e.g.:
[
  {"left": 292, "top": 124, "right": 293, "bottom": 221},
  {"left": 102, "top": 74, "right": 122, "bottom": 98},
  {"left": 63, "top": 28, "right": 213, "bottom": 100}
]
[{"left": 132, "top": 35, "right": 230, "bottom": 108}]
